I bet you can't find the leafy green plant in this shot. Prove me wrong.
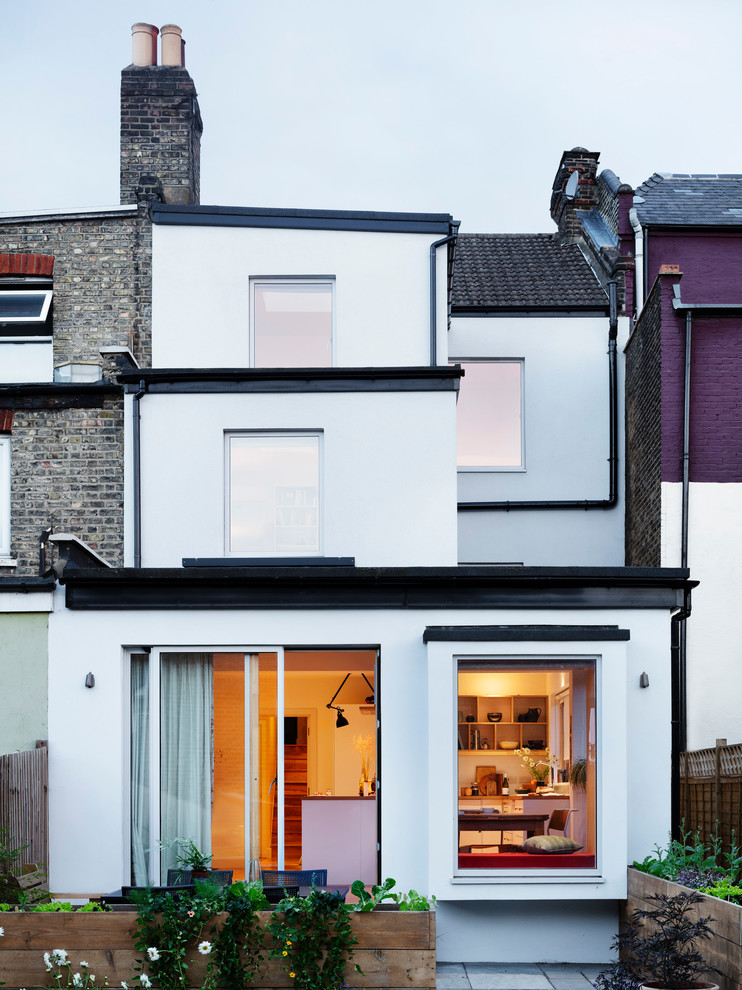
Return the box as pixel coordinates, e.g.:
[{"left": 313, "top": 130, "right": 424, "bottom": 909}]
[
  {"left": 699, "top": 875, "right": 742, "bottom": 903},
  {"left": 350, "top": 877, "right": 397, "bottom": 911},
  {"left": 633, "top": 824, "right": 726, "bottom": 881},
  {"left": 594, "top": 892, "right": 715, "bottom": 990},
  {"left": 394, "top": 888, "right": 437, "bottom": 911},
  {"left": 160, "top": 837, "right": 214, "bottom": 874},
  {"left": 130, "top": 881, "right": 225, "bottom": 990},
  {"left": 210, "top": 880, "right": 268, "bottom": 990},
  {"left": 267, "top": 886, "right": 361, "bottom": 990},
  {"left": 569, "top": 757, "right": 588, "bottom": 790}
]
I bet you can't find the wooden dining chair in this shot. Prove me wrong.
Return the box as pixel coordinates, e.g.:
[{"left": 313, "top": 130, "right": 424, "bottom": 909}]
[{"left": 547, "top": 809, "right": 576, "bottom": 836}]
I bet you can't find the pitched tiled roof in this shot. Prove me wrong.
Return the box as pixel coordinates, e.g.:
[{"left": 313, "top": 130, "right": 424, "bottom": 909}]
[
  {"left": 452, "top": 233, "right": 608, "bottom": 310},
  {"left": 634, "top": 174, "right": 742, "bottom": 226}
]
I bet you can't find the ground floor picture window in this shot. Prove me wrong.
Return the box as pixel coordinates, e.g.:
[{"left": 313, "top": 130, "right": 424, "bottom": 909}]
[
  {"left": 129, "top": 648, "right": 378, "bottom": 887},
  {"left": 457, "top": 657, "right": 596, "bottom": 869}
]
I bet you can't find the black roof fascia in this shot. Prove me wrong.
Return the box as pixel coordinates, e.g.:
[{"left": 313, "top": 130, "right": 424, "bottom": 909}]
[
  {"left": 183, "top": 556, "right": 356, "bottom": 567},
  {"left": 423, "top": 625, "right": 630, "bottom": 642},
  {"left": 63, "top": 566, "right": 694, "bottom": 611},
  {"left": 451, "top": 306, "right": 610, "bottom": 318},
  {"left": 119, "top": 366, "right": 462, "bottom": 394},
  {"left": 0, "top": 577, "right": 56, "bottom": 592},
  {"left": 0, "top": 382, "right": 120, "bottom": 410},
  {"left": 152, "top": 204, "right": 453, "bottom": 235}
]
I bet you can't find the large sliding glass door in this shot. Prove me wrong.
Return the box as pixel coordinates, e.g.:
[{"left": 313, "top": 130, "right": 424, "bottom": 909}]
[{"left": 129, "top": 647, "right": 377, "bottom": 886}]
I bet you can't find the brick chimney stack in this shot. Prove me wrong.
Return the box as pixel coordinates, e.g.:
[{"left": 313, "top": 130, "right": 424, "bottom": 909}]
[
  {"left": 550, "top": 147, "right": 600, "bottom": 243},
  {"left": 120, "top": 23, "right": 203, "bottom": 206}
]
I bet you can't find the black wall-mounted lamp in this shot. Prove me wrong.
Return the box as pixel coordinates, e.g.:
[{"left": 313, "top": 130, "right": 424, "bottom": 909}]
[
  {"left": 639, "top": 672, "right": 650, "bottom": 688},
  {"left": 326, "top": 673, "right": 351, "bottom": 728},
  {"left": 361, "top": 672, "right": 375, "bottom": 705},
  {"left": 85, "top": 672, "right": 95, "bottom": 689}
]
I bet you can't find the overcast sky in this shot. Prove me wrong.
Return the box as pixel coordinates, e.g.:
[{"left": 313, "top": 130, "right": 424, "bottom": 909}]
[{"left": 2, "top": 0, "right": 740, "bottom": 232}]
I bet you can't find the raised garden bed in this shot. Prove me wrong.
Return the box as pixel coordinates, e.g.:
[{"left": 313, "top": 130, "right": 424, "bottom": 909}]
[
  {"left": 627, "top": 867, "right": 741, "bottom": 990},
  {"left": 0, "top": 908, "right": 436, "bottom": 990}
]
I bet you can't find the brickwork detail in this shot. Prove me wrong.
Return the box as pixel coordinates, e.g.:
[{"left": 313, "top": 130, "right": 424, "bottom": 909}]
[
  {"left": 2, "top": 394, "right": 124, "bottom": 573},
  {"left": 0, "top": 253, "right": 54, "bottom": 276},
  {"left": 120, "top": 65, "right": 202, "bottom": 206},
  {"left": 625, "top": 278, "right": 663, "bottom": 564},
  {"left": 0, "top": 213, "right": 152, "bottom": 369},
  {"left": 0, "top": 410, "right": 13, "bottom": 433}
]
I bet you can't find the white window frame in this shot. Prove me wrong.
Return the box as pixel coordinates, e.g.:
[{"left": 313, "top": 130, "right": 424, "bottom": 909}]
[
  {"left": 425, "top": 637, "right": 629, "bottom": 901},
  {"left": 0, "top": 437, "right": 9, "bottom": 556},
  {"left": 0, "top": 290, "right": 53, "bottom": 323},
  {"left": 224, "top": 430, "right": 323, "bottom": 557},
  {"left": 249, "top": 277, "right": 336, "bottom": 368},
  {"left": 451, "top": 358, "right": 525, "bottom": 472}
]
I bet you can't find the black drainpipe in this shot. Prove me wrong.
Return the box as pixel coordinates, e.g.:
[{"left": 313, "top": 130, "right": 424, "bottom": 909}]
[
  {"left": 430, "top": 222, "right": 460, "bottom": 366},
  {"left": 133, "top": 380, "right": 147, "bottom": 568},
  {"left": 459, "top": 280, "right": 619, "bottom": 510}
]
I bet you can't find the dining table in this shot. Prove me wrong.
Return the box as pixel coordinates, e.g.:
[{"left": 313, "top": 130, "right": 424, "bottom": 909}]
[{"left": 458, "top": 811, "right": 549, "bottom": 843}]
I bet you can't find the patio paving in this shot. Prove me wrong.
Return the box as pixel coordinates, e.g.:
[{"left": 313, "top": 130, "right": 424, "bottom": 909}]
[{"left": 436, "top": 963, "right": 603, "bottom": 990}]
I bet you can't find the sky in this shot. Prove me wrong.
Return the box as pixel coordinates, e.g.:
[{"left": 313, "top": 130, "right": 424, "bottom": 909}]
[{"left": 2, "top": 0, "right": 741, "bottom": 233}]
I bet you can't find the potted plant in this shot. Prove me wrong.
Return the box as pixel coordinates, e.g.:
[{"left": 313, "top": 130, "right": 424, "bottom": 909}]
[
  {"left": 594, "top": 891, "right": 717, "bottom": 990},
  {"left": 569, "top": 757, "right": 588, "bottom": 790},
  {"left": 162, "top": 838, "right": 213, "bottom": 879}
]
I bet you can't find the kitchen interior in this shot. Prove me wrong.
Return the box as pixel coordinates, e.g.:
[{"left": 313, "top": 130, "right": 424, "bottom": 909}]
[{"left": 457, "top": 661, "right": 595, "bottom": 863}]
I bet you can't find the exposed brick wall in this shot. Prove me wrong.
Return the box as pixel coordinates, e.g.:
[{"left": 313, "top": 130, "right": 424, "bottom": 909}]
[
  {"left": 120, "top": 65, "right": 202, "bottom": 206},
  {"left": 2, "top": 392, "right": 124, "bottom": 573},
  {"left": 625, "top": 277, "right": 663, "bottom": 564},
  {"left": 0, "top": 212, "right": 152, "bottom": 369},
  {"left": 550, "top": 148, "right": 600, "bottom": 243}
]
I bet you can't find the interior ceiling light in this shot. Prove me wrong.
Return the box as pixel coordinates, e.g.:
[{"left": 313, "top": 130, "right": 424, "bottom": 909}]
[{"left": 326, "top": 672, "right": 351, "bottom": 728}]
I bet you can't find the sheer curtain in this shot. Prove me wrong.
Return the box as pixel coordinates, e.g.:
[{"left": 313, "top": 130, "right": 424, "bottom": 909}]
[
  {"left": 160, "top": 653, "right": 214, "bottom": 878},
  {"left": 130, "top": 655, "right": 150, "bottom": 885}
]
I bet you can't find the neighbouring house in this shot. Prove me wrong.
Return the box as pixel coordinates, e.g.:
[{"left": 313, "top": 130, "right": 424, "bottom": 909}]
[
  {"left": 552, "top": 150, "right": 742, "bottom": 753},
  {"left": 2, "top": 24, "right": 696, "bottom": 965}
]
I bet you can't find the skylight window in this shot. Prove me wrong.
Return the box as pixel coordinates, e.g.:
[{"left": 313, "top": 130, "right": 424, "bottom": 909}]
[{"left": 0, "top": 290, "right": 53, "bottom": 323}]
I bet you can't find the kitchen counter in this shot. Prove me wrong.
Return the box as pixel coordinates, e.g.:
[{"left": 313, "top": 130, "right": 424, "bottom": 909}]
[{"left": 301, "top": 796, "right": 376, "bottom": 884}]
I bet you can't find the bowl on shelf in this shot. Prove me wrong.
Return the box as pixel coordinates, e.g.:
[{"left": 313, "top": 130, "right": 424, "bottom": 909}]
[
  {"left": 486, "top": 712, "right": 503, "bottom": 723},
  {"left": 498, "top": 740, "right": 518, "bottom": 750},
  {"left": 527, "top": 739, "right": 545, "bottom": 749}
]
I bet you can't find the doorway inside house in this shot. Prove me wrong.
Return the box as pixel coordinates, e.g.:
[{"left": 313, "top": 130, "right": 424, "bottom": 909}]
[{"left": 129, "top": 647, "right": 378, "bottom": 886}]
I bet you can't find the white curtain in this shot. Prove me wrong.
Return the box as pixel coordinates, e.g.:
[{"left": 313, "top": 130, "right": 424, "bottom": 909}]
[
  {"left": 160, "top": 653, "right": 214, "bottom": 879},
  {"left": 130, "top": 655, "right": 150, "bottom": 885}
]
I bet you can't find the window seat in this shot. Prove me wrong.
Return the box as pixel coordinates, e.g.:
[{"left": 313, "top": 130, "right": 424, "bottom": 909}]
[{"left": 458, "top": 852, "right": 596, "bottom": 869}]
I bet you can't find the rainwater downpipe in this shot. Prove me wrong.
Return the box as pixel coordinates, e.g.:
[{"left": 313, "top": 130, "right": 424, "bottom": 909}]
[
  {"left": 458, "top": 280, "right": 619, "bottom": 510},
  {"left": 629, "top": 207, "right": 644, "bottom": 316},
  {"left": 132, "top": 380, "right": 147, "bottom": 568},
  {"left": 429, "top": 223, "right": 460, "bottom": 366}
]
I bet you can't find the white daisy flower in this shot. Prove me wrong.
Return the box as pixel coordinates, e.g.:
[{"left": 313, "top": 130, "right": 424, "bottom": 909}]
[
  {"left": 197, "top": 941, "right": 212, "bottom": 955},
  {"left": 80, "top": 962, "right": 89, "bottom": 968},
  {"left": 53, "top": 950, "right": 69, "bottom": 964},
  {"left": 140, "top": 975, "right": 152, "bottom": 988},
  {"left": 0, "top": 926, "right": 4, "bottom": 936},
  {"left": 122, "top": 982, "right": 128, "bottom": 988},
  {"left": 146, "top": 948, "right": 160, "bottom": 962},
  {"left": 73, "top": 973, "right": 83, "bottom": 986}
]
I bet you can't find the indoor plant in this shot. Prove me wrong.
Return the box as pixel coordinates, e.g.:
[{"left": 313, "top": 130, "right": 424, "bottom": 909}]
[
  {"left": 161, "top": 838, "right": 213, "bottom": 878},
  {"left": 594, "top": 891, "right": 717, "bottom": 990}
]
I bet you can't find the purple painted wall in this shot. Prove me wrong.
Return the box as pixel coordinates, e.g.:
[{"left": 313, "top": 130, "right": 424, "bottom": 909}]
[
  {"left": 647, "top": 231, "right": 742, "bottom": 304},
  {"left": 658, "top": 271, "right": 742, "bottom": 484}
]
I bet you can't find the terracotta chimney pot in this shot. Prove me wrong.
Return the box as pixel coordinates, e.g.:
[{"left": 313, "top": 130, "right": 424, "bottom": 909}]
[
  {"left": 131, "top": 23, "right": 158, "bottom": 66},
  {"left": 160, "top": 24, "right": 184, "bottom": 67}
]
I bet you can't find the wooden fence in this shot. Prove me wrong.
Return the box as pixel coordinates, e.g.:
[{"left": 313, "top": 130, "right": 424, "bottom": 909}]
[
  {"left": 680, "top": 738, "right": 742, "bottom": 854},
  {"left": 0, "top": 742, "right": 48, "bottom": 881}
]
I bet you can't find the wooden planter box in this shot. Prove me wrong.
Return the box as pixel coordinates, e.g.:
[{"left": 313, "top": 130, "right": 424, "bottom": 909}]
[
  {"left": 0, "top": 908, "right": 436, "bottom": 990},
  {"left": 627, "top": 867, "right": 741, "bottom": 990}
]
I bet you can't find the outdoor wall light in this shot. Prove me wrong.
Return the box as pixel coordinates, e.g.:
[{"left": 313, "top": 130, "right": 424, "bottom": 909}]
[
  {"left": 85, "top": 672, "right": 96, "bottom": 689},
  {"left": 326, "top": 672, "right": 351, "bottom": 728},
  {"left": 639, "top": 672, "right": 650, "bottom": 688}
]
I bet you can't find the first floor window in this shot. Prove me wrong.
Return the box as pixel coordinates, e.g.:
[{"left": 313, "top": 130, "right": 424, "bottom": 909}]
[
  {"left": 457, "top": 657, "right": 596, "bottom": 870},
  {"left": 452, "top": 360, "right": 523, "bottom": 469},
  {"left": 226, "top": 432, "right": 321, "bottom": 555},
  {"left": 0, "top": 436, "right": 9, "bottom": 556},
  {"left": 252, "top": 279, "right": 334, "bottom": 368}
]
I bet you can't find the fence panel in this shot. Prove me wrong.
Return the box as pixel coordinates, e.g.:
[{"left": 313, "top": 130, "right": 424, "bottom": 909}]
[
  {"left": 0, "top": 743, "right": 48, "bottom": 880},
  {"left": 680, "top": 740, "right": 742, "bottom": 854}
]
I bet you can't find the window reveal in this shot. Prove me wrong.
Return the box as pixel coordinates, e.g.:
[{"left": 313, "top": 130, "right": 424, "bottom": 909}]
[
  {"left": 252, "top": 280, "right": 333, "bottom": 368},
  {"left": 453, "top": 360, "right": 523, "bottom": 468}
]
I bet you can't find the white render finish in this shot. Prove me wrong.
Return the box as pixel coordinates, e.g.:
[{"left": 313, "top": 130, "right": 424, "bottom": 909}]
[
  {"left": 0, "top": 339, "right": 53, "bottom": 383},
  {"left": 132, "top": 389, "right": 458, "bottom": 567},
  {"left": 152, "top": 225, "right": 444, "bottom": 369},
  {"left": 663, "top": 480, "right": 742, "bottom": 749},
  {"left": 452, "top": 316, "right": 628, "bottom": 566},
  {"left": 47, "top": 599, "right": 672, "bottom": 961}
]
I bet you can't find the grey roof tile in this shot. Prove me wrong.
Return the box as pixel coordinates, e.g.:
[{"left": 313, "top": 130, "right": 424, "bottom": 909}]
[
  {"left": 634, "top": 174, "right": 742, "bottom": 225},
  {"left": 452, "top": 233, "right": 608, "bottom": 309}
]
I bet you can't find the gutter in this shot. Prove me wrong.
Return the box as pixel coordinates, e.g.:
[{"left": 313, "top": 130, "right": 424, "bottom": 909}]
[
  {"left": 459, "top": 281, "right": 619, "bottom": 511},
  {"left": 430, "top": 222, "right": 460, "bottom": 365}
]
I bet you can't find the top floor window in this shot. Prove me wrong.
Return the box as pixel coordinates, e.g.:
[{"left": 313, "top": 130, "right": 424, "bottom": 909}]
[
  {"left": 0, "top": 290, "right": 53, "bottom": 324},
  {"left": 453, "top": 360, "right": 524, "bottom": 470},
  {"left": 251, "top": 279, "right": 334, "bottom": 368}
]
